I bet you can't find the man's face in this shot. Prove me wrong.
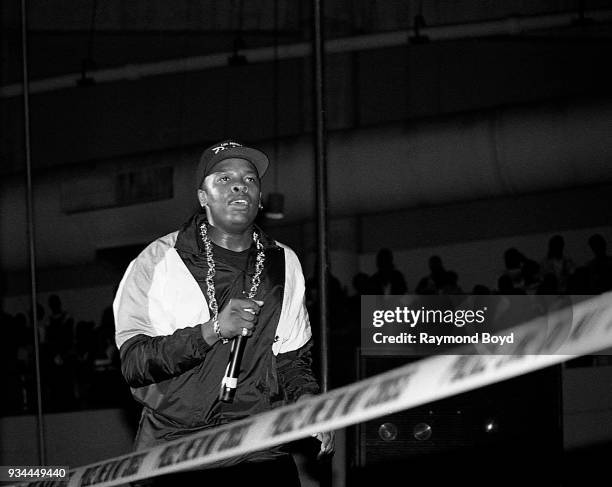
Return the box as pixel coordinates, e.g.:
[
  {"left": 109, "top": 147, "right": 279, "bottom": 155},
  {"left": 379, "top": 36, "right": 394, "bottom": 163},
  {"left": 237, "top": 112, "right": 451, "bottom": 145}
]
[{"left": 198, "top": 158, "right": 261, "bottom": 233}]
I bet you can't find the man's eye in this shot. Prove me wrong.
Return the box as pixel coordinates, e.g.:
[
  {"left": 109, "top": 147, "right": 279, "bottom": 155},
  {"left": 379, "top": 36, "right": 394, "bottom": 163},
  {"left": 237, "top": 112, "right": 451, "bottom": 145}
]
[
  {"left": 245, "top": 176, "right": 256, "bottom": 183},
  {"left": 218, "top": 176, "right": 230, "bottom": 182}
]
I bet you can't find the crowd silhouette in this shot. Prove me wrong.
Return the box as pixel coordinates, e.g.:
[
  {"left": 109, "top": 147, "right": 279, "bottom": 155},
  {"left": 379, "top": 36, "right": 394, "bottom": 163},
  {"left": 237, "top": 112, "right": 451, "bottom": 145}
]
[
  {"left": 1, "top": 295, "right": 129, "bottom": 415},
  {"left": 1, "top": 232, "right": 611, "bottom": 415},
  {"left": 310, "top": 233, "right": 612, "bottom": 388}
]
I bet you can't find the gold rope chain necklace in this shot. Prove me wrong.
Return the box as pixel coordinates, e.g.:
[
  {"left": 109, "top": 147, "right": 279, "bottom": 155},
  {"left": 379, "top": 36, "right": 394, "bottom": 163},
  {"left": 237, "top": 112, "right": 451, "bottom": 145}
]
[{"left": 199, "top": 222, "right": 265, "bottom": 343}]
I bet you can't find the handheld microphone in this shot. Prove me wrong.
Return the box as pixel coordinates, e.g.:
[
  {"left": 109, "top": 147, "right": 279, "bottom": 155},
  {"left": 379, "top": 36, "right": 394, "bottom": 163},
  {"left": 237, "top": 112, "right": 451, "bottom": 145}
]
[
  {"left": 219, "top": 305, "right": 259, "bottom": 403},
  {"left": 219, "top": 335, "right": 247, "bottom": 403}
]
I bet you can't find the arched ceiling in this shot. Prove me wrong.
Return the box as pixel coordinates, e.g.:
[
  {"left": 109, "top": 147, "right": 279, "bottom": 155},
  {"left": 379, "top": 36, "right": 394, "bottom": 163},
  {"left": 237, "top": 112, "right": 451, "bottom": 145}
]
[{"left": 1, "top": 0, "right": 611, "bottom": 182}]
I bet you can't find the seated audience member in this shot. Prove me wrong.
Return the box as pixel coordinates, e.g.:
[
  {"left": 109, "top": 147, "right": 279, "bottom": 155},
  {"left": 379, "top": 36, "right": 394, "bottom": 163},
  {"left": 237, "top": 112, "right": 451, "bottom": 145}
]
[
  {"left": 415, "top": 255, "right": 446, "bottom": 294},
  {"left": 586, "top": 233, "right": 612, "bottom": 293},
  {"left": 472, "top": 284, "right": 491, "bottom": 295},
  {"left": 439, "top": 270, "right": 463, "bottom": 295},
  {"left": 540, "top": 235, "right": 574, "bottom": 292},
  {"left": 566, "top": 266, "right": 591, "bottom": 294},
  {"left": 369, "top": 248, "right": 407, "bottom": 295},
  {"left": 497, "top": 274, "right": 526, "bottom": 295},
  {"left": 536, "top": 273, "right": 560, "bottom": 294},
  {"left": 500, "top": 248, "right": 540, "bottom": 293}
]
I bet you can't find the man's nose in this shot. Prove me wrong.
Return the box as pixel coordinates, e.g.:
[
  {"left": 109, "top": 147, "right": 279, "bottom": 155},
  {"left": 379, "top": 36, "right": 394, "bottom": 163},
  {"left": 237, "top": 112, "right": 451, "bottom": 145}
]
[{"left": 231, "top": 183, "right": 248, "bottom": 193}]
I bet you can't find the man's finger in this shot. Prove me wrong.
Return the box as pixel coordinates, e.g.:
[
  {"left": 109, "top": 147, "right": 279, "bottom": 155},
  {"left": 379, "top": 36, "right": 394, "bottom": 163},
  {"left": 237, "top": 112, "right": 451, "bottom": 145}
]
[
  {"left": 238, "top": 310, "right": 256, "bottom": 321},
  {"left": 252, "top": 299, "right": 264, "bottom": 308},
  {"left": 312, "top": 433, "right": 334, "bottom": 459},
  {"left": 317, "top": 446, "right": 333, "bottom": 459},
  {"left": 232, "top": 297, "right": 260, "bottom": 308}
]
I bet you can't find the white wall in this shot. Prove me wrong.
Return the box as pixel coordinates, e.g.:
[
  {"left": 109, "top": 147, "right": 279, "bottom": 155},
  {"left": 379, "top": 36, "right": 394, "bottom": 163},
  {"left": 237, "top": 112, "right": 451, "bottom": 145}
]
[{"left": 2, "top": 96, "right": 611, "bottom": 273}]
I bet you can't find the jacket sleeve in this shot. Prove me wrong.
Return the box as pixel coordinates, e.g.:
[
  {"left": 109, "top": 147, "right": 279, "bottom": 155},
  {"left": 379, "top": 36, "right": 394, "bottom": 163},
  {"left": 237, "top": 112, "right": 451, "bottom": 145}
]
[
  {"left": 119, "top": 329, "right": 211, "bottom": 388},
  {"left": 276, "top": 338, "right": 320, "bottom": 402},
  {"left": 273, "top": 244, "right": 320, "bottom": 401},
  {"left": 113, "top": 237, "right": 212, "bottom": 388}
]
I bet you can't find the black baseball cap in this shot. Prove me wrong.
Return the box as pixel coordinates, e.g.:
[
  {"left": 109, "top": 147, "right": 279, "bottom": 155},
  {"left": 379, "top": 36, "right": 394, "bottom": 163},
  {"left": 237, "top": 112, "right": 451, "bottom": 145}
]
[{"left": 196, "top": 140, "right": 269, "bottom": 188}]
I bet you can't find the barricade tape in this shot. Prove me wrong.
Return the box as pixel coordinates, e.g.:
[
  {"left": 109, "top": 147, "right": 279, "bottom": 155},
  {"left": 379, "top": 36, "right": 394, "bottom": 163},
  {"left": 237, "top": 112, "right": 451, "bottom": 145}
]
[{"left": 14, "top": 291, "right": 612, "bottom": 487}]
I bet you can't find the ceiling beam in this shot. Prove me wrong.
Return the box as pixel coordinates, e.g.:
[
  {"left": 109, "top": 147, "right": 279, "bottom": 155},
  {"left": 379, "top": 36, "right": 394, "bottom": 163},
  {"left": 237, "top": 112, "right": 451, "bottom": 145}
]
[{"left": 3, "top": 8, "right": 612, "bottom": 98}]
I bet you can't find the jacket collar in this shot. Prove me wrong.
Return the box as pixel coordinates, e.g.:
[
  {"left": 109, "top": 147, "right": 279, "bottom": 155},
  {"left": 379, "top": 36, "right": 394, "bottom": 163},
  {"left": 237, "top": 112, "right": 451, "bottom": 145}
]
[{"left": 174, "top": 211, "right": 278, "bottom": 255}]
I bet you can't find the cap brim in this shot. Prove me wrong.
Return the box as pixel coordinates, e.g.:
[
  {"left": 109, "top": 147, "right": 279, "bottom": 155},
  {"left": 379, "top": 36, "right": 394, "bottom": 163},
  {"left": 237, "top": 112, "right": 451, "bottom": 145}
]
[{"left": 207, "top": 146, "right": 269, "bottom": 179}]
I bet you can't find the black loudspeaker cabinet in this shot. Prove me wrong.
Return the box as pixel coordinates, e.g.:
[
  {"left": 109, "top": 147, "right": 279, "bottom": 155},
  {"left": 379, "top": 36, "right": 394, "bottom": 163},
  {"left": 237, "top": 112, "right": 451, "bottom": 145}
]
[{"left": 350, "top": 355, "right": 563, "bottom": 486}]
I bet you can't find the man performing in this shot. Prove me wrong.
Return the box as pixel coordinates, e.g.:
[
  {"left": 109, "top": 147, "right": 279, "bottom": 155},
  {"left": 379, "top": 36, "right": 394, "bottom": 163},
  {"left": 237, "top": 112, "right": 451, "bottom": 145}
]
[{"left": 113, "top": 140, "right": 334, "bottom": 485}]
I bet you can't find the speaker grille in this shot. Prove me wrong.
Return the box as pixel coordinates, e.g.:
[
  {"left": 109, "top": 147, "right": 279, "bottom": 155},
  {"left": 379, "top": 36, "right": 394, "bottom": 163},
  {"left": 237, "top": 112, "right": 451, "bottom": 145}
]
[{"left": 356, "top": 356, "right": 562, "bottom": 468}]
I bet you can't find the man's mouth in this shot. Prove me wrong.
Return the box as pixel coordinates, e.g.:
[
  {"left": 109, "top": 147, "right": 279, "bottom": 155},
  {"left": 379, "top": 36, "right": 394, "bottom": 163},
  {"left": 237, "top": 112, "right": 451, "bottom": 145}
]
[{"left": 228, "top": 198, "right": 250, "bottom": 207}]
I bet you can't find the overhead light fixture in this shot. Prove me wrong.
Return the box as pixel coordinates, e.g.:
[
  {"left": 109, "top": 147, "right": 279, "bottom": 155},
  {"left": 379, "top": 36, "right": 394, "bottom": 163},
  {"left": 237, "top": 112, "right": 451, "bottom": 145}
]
[
  {"left": 263, "top": 0, "right": 285, "bottom": 222},
  {"left": 77, "top": 58, "right": 96, "bottom": 87},
  {"left": 78, "top": 1, "right": 99, "bottom": 86},
  {"left": 264, "top": 192, "right": 285, "bottom": 220},
  {"left": 410, "top": 13, "right": 429, "bottom": 44},
  {"left": 228, "top": 4, "right": 248, "bottom": 66}
]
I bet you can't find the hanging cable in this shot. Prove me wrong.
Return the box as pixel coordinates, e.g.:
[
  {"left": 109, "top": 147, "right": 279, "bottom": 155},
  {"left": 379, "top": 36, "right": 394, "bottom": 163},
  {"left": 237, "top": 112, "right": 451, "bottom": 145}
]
[
  {"left": 265, "top": 0, "right": 285, "bottom": 220},
  {"left": 274, "top": 0, "right": 280, "bottom": 174},
  {"left": 312, "top": 0, "right": 329, "bottom": 395},
  {"left": 20, "top": 0, "right": 46, "bottom": 465},
  {"left": 79, "top": 0, "right": 98, "bottom": 86}
]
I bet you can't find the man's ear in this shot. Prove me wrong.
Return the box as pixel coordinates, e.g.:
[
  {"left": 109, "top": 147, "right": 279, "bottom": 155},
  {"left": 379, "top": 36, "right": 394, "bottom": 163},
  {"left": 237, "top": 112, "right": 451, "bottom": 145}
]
[{"left": 197, "top": 189, "right": 207, "bottom": 208}]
